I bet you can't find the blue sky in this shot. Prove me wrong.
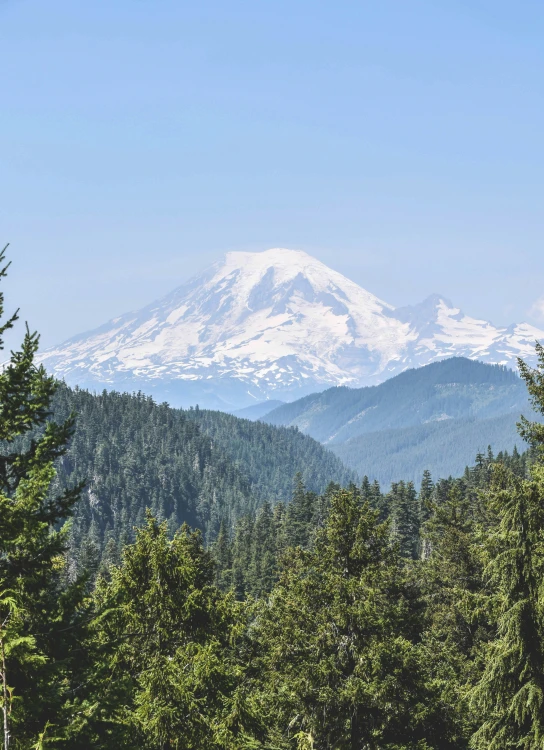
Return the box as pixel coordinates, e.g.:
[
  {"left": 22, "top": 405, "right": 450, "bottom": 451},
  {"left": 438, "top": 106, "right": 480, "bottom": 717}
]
[{"left": 1, "top": 0, "right": 543, "bottom": 348}]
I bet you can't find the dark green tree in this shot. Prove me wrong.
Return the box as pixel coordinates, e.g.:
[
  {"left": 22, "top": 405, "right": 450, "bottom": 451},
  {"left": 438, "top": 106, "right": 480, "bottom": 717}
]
[
  {"left": 470, "top": 464, "right": 544, "bottom": 749},
  {"left": 419, "top": 483, "right": 486, "bottom": 748},
  {"left": 82, "top": 514, "right": 262, "bottom": 749},
  {"left": 518, "top": 342, "right": 544, "bottom": 450},
  {"left": 0, "top": 247, "right": 86, "bottom": 748},
  {"left": 255, "top": 487, "right": 444, "bottom": 749},
  {"left": 388, "top": 481, "right": 420, "bottom": 559}
]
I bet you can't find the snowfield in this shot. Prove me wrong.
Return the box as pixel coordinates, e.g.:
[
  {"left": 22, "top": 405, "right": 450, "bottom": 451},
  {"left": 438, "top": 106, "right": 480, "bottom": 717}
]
[{"left": 38, "top": 248, "right": 544, "bottom": 409}]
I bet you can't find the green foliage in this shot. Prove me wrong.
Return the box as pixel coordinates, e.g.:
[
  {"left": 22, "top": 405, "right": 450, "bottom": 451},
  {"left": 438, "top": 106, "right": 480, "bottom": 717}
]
[
  {"left": 44, "top": 385, "right": 353, "bottom": 575},
  {"left": 253, "top": 487, "right": 445, "bottom": 749},
  {"left": 518, "top": 341, "right": 544, "bottom": 450},
  {"left": 0, "top": 247, "right": 87, "bottom": 749},
  {"left": 332, "top": 413, "right": 527, "bottom": 486},
  {"left": 185, "top": 407, "right": 355, "bottom": 499},
  {"left": 266, "top": 357, "right": 526, "bottom": 442},
  {"left": 73, "top": 515, "right": 262, "bottom": 749},
  {"left": 3, "top": 242, "right": 544, "bottom": 750},
  {"left": 469, "top": 464, "right": 544, "bottom": 749}
]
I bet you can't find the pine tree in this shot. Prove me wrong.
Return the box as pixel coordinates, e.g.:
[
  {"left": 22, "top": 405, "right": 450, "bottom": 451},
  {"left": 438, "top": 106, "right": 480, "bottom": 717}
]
[
  {"left": 0, "top": 247, "right": 86, "bottom": 748},
  {"left": 255, "top": 487, "right": 445, "bottom": 749},
  {"left": 419, "top": 483, "right": 485, "bottom": 747},
  {"left": 470, "top": 464, "right": 544, "bottom": 749},
  {"left": 285, "top": 474, "right": 316, "bottom": 549},
  {"left": 388, "top": 481, "right": 420, "bottom": 559},
  {"left": 84, "top": 514, "right": 262, "bottom": 748},
  {"left": 248, "top": 502, "right": 277, "bottom": 597},
  {"left": 212, "top": 521, "right": 232, "bottom": 590},
  {"left": 419, "top": 469, "right": 434, "bottom": 524},
  {"left": 518, "top": 342, "right": 544, "bottom": 450}
]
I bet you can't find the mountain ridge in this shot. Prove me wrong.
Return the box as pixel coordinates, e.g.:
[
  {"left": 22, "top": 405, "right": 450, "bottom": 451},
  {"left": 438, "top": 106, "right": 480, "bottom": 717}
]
[
  {"left": 263, "top": 357, "right": 537, "bottom": 484},
  {"left": 38, "top": 248, "right": 544, "bottom": 409}
]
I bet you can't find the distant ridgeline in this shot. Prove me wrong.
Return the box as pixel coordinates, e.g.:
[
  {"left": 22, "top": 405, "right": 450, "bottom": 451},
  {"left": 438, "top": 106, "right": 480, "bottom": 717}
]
[
  {"left": 264, "top": 356, "right": 537, "bottom": 484},
  {"left": 44, "top": 386, "right": 354, "bottom": 577},
  {"left": 43, "top": 361, "right": 538, "bottom": 580}
]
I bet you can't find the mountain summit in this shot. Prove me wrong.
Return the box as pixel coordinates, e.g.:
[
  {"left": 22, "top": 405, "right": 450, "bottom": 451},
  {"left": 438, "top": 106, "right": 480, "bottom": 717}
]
[{"left": 39, "top": 248, "right": 544, "bottom": 409}]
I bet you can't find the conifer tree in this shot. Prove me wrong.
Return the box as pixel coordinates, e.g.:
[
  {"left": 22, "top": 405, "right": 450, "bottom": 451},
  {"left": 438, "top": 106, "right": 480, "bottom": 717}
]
[
  {"left": 419, "top": 483, "right": 485, "bottom": 746},
  {"left": 419, "top": 469, "right": 434, "bottom": 524},
  {"left": 518, "top": 342, "right": 544, "bottom": 449},
  {"left": 470, "top": 464, "right": 544, "bottom": 749},
  {"left": 388, "top": 481, "right": 420, "bottom": 559},
  {"left": 84, "top": 514, "right": 262, "bottom": 748},
  {"left": 285, "top": 473, "right": 316, "bottom": 549},
  {"left": 212, "top": 521, "right": 233, "bottom": 590},
  {"left": 255, "top": 487, "right": 444, "bottom": 749},
  {"left": 469, "top": 346, "right": 544, "bottom": 748},
  {"left": 0, "top": 247, "right": 86, "bottom": 748}
]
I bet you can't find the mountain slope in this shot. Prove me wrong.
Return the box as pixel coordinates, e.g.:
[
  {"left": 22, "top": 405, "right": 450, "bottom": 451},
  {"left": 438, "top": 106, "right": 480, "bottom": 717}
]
[
  {"left": 47, "top": 386, "right": 353, "bottom": 570},
  {"left": 186, "top": 408, "right": 355, "bottom": 501},
  {"left": 264, "top": 357, "right": 539, "bottom": 483},
  {"left": 264, "top": 358, "right": 531, "bottom": 443},
  {"left": 39, "top": 249, "right": 544, "bottom": 409},
  {"left": 232, "top": 400, "right": 285, "bottom": 420},
  {"left": 331, "top": 413, "right": 524, "bottom": 486}
]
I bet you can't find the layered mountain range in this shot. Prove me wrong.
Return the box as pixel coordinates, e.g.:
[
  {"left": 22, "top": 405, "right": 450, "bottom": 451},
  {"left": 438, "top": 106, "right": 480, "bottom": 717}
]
[
  {"left": 263, "top": 357, "right": 534, "bottom": 484},
  {"left": 39, "top": 248, "right": 544, "bottom": 409}
]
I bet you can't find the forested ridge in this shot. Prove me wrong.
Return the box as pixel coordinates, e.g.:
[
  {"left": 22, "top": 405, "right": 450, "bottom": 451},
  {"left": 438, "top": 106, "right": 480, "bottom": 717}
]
[
  {"left": 42, "top": 385, "right": 354, "bottom": 580},
  {"left": 4, "top": 249, "right": 544, "bottom": 749},
  {"left": 331, "top": 412, "right": 526, "bottom": 485},
  {"left": 265, "top": 357, "right": 534, "bottom": 484}
]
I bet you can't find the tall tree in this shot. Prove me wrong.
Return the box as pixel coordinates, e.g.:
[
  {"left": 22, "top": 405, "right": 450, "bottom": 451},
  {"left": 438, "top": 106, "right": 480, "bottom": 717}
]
[
  {"left": 470, "top": 464, "right": 544, "bottom": 749},
  {"left": 84, "top": 514, "right": 262, "bottom": 749},
  {"left": 0, "top": 246, "right": 86, "bottom": 748},
  {"left": 419, "top": 483, "right": 485, "bottom": 748},
  {"left": 255, "top": 487, "right": 445, "bottom": 749},
  {"left": 469, "top": 346, "right": 544, "bottom": 748},
  {"left": 518, "top": 342, "right": 544, "bottom": 450}
]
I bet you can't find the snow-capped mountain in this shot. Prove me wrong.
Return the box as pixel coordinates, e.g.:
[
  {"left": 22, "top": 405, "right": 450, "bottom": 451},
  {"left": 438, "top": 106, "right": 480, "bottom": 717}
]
[{"left": 39, "top": 248, "right": 544, "bottom": 409}]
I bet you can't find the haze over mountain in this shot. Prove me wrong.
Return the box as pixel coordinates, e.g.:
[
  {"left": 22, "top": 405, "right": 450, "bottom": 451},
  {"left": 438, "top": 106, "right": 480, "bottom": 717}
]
[
  {"left": 264, "top": 357, "right": 536, "bottom": 484},
  {"left": 39, "top": 249, "right": 544, "bottom": 410}
]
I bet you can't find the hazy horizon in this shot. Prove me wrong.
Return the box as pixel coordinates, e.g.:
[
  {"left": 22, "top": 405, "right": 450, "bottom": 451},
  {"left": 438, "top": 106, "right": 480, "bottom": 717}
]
[{"left": 2, "top": 1, "right": 543, "bottom": 349}]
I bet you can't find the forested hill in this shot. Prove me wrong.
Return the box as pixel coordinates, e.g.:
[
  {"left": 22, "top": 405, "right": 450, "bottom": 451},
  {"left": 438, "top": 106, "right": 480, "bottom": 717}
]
[
  {"left": 47, "top": 385, "right": 353, "bottom": 576},
  {"left": 184, "top": 407, "right": 354, "bottom": 500},
  {"left": 265, "top": 357, "right": 529, "bottom": 443},
  {"left": 263, "top": 357, "right": 535, "bottom": 483}
]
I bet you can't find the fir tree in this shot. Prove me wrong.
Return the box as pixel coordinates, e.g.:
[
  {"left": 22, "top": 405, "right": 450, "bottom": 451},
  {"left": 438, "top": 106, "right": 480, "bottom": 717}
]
[
  {"left": 388, "top": 481, "right": 420, "bottom": 559},
  {"left": 255, "top": 487, "right": 445, "bottom": 749},
  {"left": 419, "top": 469, "right": 434, "bottom": 524},
  {"left": 0, "top": 247, "right": 86, "bottom": 748},
  {"left": 518, "top": 341, "right": 544, "bottom": 450},
  {"left": 470, "top": 464, "right": 544, "bottom": 749},
  {"left": 84, "top": 514, "right": 262, "bottom": 748}
]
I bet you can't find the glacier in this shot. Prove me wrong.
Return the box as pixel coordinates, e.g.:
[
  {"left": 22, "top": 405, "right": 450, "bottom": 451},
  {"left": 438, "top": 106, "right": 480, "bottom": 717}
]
[{"left": 38, "top": 248, "right": 544, "bottom": 409}]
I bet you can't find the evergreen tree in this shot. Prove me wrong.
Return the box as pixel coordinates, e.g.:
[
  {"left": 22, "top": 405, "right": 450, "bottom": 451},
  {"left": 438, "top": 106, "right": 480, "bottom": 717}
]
[
  {"left": 518, "top": 342, "right": 544, "bottom": 450},
  {"left": 419, "top": 483, "right": 486, "bottom": 747},
  {"left": 255, "top": 487, "right": 445, "bottom": 749},
  {"left": 82, "top": 514, "right": 262, "bottom": 748},
  {"left": 285, "top": 474, "right": 317, "bottom": 549},
  {"left": 0, "top": 247, "right": 86, "bottom": 748},
  {"left": 212, "top": 521, "right": 233, "bottom": 590},
  {"left": 419, "top": 469, "right": 434, "bottom": 523},
  {"left": 470, "top": 464, "right": 544, "bottom": 749},
  {"left": 388, "top": 481, "right": 420, "bottom": 559},
  {"left": 247, "top": 502, "right": 277, "bottom": 597}
]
